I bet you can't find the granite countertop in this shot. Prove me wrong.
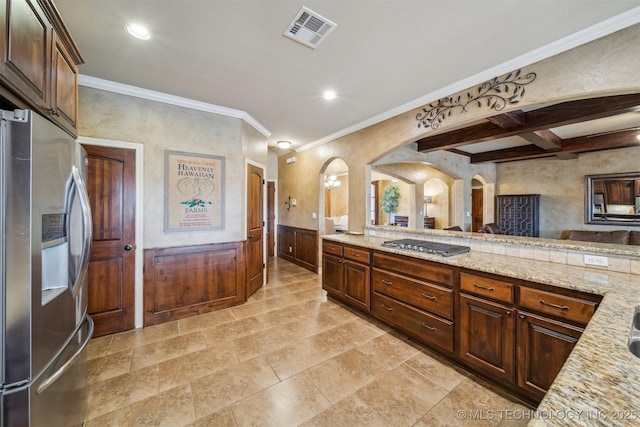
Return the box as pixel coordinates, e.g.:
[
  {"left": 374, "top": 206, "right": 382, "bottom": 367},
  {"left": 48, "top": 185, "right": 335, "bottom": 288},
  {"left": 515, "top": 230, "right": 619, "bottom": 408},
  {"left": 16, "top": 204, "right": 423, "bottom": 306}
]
[
  {"left": 367, "top": 225, "right": 640, "bottom": 257},
  {"left": 323, "top": 233, "right": 640, "bottom": 427}
]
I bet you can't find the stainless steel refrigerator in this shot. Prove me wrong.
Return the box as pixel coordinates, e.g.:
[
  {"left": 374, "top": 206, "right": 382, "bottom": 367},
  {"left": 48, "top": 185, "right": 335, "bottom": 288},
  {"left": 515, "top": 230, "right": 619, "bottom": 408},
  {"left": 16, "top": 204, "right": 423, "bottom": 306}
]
[{"left": 0, "top": 109, "right": 94, "bottom": 426}]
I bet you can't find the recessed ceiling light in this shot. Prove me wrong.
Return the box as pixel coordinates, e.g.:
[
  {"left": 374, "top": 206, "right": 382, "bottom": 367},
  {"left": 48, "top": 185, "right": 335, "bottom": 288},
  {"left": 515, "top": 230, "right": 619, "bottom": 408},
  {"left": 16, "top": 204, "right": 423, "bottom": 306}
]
[
  {"left": 126, "top": 23, "right": 152, "bottom": 40},
  {"left": 323, "top": 90, "right": 336, "bottom": 101},
  {"left": 636, "top": 134, "right": 640, "bottom": 141},
  {"left": 277, "top": 140, "right": 292, "bottom": 149}
]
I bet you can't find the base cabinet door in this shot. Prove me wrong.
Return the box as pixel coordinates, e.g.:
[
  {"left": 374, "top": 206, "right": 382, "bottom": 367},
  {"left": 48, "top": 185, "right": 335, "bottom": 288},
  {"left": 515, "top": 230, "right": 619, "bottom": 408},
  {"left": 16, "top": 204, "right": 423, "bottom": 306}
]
[
  {"left": 322, "top": 254, "right": 344, "bottom": 298},
  {"left": 516, "top": 311, "right": 583, "bottom": 401},
  {"left": 343, "top": 260, "right": 370, "bottom": 311},
  {"left": 322, "top": 241, "right": 371, "bottom": 313},
  {"left": 459, "top": 293, "right": 515, "bottom": 382}
]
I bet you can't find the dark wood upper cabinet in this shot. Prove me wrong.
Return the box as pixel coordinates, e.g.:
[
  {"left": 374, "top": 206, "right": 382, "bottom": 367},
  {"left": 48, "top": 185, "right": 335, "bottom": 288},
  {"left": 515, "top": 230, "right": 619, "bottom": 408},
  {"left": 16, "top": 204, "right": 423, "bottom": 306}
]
[
  {"left": 50, "top": 30, "right": 79, "bottom": 134},
  {"left": 1, "top": 0, "right": 51, "bottom": 109},
  {"left": 0, "top": 0, "right": 82, "bottom": 135},
  {"left": 586, "top": 172, "right": 640, "bottom": 226},
  {"left": 605, "top": 180, "right": 634, "bottom": 205}
]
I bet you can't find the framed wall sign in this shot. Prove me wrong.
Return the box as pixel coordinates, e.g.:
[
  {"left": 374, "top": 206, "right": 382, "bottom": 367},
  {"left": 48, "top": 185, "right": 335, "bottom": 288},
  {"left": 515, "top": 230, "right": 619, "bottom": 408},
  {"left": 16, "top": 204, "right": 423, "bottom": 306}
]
[{"left": 164, "top": 150, "right": 225, "bottom": 232}]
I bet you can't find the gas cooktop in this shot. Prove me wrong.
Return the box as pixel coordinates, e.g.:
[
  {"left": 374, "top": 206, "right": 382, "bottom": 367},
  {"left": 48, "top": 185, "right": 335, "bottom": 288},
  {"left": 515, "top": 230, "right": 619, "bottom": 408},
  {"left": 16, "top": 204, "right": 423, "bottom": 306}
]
[{"left": 381, "top": 238, "right": 470, "bottom": 257}]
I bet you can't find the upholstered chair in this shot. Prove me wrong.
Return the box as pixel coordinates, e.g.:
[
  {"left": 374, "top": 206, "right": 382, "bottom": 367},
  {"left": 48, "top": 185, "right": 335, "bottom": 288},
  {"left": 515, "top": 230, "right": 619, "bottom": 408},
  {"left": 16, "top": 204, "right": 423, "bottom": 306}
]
[{"left": 481, "top": 223, "right": 504, "bottom": 234}]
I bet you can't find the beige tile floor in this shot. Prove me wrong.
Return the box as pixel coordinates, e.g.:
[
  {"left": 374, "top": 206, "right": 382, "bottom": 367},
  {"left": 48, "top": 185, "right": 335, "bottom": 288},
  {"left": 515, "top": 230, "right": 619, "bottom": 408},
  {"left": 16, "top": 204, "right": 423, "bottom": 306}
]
[{"left": 84, "top": 257, "right": 532, "bottom": 426}]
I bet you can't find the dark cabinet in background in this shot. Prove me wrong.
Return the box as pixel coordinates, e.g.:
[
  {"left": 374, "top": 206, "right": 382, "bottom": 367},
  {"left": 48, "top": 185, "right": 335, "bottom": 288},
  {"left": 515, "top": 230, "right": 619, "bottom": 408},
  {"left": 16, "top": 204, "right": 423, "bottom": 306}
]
[
  {"left": 497, "top": 194, "right": 540, "bottom": 237},
  {"left": 605, "top": 180, "right": 634, "bottom": 205}
]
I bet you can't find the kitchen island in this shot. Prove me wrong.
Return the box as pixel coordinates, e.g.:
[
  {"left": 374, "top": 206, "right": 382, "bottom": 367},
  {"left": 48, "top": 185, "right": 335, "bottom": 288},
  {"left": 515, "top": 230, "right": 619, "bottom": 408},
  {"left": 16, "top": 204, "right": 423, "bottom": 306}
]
[{"left": 322, "top": 230, "right": 640, "bottom": 426}]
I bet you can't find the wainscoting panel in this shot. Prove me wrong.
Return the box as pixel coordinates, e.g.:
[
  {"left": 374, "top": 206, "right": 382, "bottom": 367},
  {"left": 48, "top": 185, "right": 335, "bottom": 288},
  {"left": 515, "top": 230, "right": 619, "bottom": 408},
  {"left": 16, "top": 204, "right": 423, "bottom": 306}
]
[
  {"left": 277, "top": 225, "right": 318, "bottom": 273},
  {"left": 144, "top": 242, "right": 246, "bottom": 326}
]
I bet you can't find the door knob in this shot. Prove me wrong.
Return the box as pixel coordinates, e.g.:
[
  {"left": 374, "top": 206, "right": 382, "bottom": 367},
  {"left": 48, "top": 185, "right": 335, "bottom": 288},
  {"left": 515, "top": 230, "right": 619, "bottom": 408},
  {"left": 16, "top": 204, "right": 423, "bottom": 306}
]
[
  {"left": 124, "top": 244, "right": 133, "bottom": 251},
  {"left": 248, "top": 234, "right": 254, "bottom": 239}
]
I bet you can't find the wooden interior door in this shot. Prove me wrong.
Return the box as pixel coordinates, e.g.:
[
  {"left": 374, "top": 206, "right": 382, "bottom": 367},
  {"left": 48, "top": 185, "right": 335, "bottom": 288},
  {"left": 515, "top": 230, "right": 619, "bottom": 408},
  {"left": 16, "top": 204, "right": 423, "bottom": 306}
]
[
  {"left": 472, "top": 188, "right": 484, "bottom": 232},
  {"left": 83, "top": 145, "right": 136, "bottom": 337},
  {"left": 324, "top": 188, "right": 331, "bottom": 217},
  {"left": 246, "top": 164, "right": 264, "bottom": 297}
]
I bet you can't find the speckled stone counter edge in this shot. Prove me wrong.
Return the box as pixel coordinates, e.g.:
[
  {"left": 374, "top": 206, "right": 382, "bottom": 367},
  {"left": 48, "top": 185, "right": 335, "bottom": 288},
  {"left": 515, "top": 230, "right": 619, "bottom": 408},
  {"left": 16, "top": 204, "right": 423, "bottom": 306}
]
[{"left": 364, "top": 226, "right": 640, "bottom": 276}]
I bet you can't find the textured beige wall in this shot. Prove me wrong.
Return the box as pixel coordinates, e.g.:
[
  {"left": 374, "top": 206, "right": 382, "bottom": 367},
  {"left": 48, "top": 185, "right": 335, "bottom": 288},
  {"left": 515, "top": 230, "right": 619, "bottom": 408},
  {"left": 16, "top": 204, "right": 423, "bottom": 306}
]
[
  {"left": 242, "top": 121, "right": 268, "bottom": 167},
  {"left": 78, "top": 87, "right": 266, "bottom": 248},
  {"left": 278, "top": 24, "right": 639, "bottom": 234},
  {"left": 496, "top": 146, "right": 640, "bottom": 239},
  {"left": 376, "top": 180, "right": 410, "bottom": 225},
  {"left": 328, "top": 176, "right": 348, "bottom": 217}
]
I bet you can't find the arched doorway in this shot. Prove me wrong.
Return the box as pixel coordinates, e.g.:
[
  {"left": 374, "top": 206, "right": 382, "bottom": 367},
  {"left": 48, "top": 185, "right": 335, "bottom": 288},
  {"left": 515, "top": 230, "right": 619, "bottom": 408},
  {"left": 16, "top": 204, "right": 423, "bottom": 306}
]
[{"left": 320, "top": 158, "right": 349, "bottom": 233}]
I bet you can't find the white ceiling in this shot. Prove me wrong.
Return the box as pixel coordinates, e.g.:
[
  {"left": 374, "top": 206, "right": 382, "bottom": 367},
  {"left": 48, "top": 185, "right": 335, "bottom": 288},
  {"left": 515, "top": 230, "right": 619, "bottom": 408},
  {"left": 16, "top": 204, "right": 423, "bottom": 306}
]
[{"left": 54, "top": 1, "right": 640, "bottom": 152}]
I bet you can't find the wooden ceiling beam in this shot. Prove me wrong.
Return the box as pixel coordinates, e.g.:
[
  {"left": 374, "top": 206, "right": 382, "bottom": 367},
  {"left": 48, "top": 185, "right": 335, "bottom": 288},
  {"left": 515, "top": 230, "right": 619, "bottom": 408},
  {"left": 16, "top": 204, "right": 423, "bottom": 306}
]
[
  {"left": 416, "top": 93, "right": 640, "bottom": 153},
  {"left": 519, "top": 129, "right": 562, "bottom": 150},
  {"left": 470, "top": 128, "right": 640, "bottom": 163},
  {"left": 415, "top": 122, "right": 503, "bottom": 152},
  {"left": 560, "top": 128, "right": 640, "bottom": 152},
  {"left": 470, "top": 145, "right": 555, "bottom": 163},
  {"left": 485, "top": 111, "right": 525, "bottom": 129},
  {"left": 522, "top": 94, "right": 640, "bottom": 128}
]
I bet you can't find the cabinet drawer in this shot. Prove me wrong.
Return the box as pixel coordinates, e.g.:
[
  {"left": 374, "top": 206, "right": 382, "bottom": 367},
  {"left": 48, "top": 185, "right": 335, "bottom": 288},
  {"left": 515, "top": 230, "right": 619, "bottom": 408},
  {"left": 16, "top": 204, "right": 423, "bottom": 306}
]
[
  {"left": 372, "top": 269, "right": 453, "bottom": 320},
  {"left": 373, "top": 252, "right": 454, "bottom": 286},
  {"left": 322, "top": 241, "right": 343, "bottom": 257},
  {"left": 460, "top": 273, "right": 514, "bottom": 304},
  {"left": 518, "top": 287, "right": 597, "bottom": 325},
  {"left": 343, "top": 245, "right": 371, "bottom": 264},
  {"left": 372, "top": 292, "right": 453, "bottom": 353}
]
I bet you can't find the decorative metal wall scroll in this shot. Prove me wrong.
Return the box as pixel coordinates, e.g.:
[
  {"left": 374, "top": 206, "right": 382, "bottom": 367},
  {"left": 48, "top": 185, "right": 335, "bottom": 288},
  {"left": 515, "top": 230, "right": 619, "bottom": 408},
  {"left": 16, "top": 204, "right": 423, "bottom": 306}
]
[{"left": 416, "top": 69, "right": 537, "bottom": 129}]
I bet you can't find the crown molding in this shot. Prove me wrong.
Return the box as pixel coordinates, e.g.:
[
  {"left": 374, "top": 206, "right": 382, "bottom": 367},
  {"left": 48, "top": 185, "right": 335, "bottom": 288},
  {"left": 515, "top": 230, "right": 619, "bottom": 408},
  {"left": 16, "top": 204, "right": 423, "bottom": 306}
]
[
  {"left": 78, "top": 75, "right": 271, "bottom": 137},
  {"left": 296, "top": 7, "right": 640, "bottom": 153}
]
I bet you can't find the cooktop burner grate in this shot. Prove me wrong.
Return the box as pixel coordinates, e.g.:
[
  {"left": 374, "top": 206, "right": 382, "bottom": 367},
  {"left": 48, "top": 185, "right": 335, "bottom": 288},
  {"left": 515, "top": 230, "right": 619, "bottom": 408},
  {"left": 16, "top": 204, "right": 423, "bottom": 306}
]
[{"left": 381, "top": 238, "right": 470, "bottom": 257}]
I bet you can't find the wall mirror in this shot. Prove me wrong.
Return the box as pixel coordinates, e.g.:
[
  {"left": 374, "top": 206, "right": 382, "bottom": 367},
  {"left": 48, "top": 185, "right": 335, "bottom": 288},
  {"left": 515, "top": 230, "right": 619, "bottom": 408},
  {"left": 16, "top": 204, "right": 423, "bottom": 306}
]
[{"left": 585, "top": 172, "right": 640, "bottom": 226}]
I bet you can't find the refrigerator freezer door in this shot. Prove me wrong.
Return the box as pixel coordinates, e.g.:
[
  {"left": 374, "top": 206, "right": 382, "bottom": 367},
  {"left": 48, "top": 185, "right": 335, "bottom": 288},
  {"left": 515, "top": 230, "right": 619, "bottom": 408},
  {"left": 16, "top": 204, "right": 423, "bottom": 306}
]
[
  {"left": 3, "top": 110, "right": 34, "bottom": 385},
  {"left": 3, "top": 109, "right": 91, "bottom": 389},
  {"left": 2, "top": 315, "right": 93, "bottom": 427}
]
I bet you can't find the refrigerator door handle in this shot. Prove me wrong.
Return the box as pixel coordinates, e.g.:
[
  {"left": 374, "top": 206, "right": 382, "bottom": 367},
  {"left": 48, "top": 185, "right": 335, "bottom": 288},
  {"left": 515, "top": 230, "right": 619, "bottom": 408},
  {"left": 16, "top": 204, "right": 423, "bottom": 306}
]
[
  {"left": 36, "top": 315, "right": 94, "bottom": 395},
  {"left": 68, "top": 165, "right": 93, "bottom": 299}
]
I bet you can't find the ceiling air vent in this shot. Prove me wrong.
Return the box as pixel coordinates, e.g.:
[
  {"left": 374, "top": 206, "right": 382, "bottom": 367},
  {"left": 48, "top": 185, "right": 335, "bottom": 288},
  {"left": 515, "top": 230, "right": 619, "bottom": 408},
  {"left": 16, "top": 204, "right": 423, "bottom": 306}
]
[{"left": 284, "top": 6, "right": 337, "bottom": 49}]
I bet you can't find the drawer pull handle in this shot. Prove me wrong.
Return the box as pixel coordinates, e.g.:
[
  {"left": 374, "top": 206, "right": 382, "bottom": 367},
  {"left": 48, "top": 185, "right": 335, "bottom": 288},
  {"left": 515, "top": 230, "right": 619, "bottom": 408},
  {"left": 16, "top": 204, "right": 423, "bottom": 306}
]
[
  {"left": 422, "top": 293, "right": 436, "bottom": 301},
  {"left": 382, "top": 280, "right": 393, "bottom": 286},
  {"left": 382, "top": 304, "right": 393, "bottom": 311},
  {"left": 351, "top": 252, "right": 360, "bottom": 257},
  {"left": 540, "top": 300, "right": 569, "bottom": 311},
  {"left": 474, "top": 283, "right": 494, "bottom": 291},
  {"left": 421, "top": 323, "right": 436, "bottom": 331}
]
